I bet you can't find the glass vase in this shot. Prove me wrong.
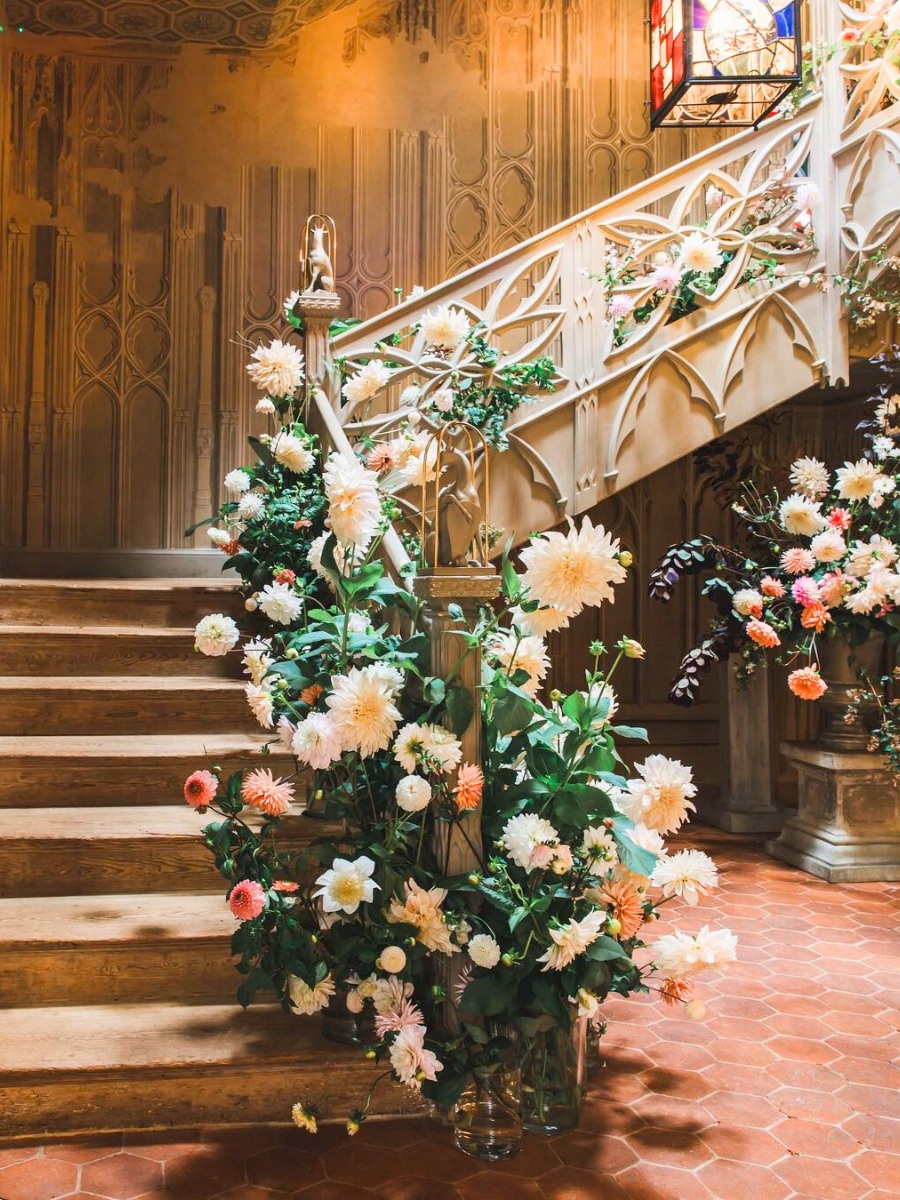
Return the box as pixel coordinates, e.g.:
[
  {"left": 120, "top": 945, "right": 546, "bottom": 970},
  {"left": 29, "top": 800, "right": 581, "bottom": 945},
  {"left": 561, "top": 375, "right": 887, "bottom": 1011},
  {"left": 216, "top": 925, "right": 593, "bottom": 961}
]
[
  {"left": 320, "top": 988, "right": 376, "bottom": 1046},
  {"left": 452, "top": 1067, "right": 523, "bottom": 1161},
  {"left": 520, "top": 1016, "right": 586, "bottom": 1135}
]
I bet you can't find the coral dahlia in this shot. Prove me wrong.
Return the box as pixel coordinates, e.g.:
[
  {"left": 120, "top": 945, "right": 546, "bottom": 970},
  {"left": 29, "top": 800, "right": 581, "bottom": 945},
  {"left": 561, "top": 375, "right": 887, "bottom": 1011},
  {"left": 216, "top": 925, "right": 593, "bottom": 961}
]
[
  {"left": 228, "top": 879, "right": 267, "bottom": 921},
  {"left": 241, "top": 768, "right": 294, "bottom": 817},
  {"left": 184, "top": 769, "right": 217, "bottom": 809}
]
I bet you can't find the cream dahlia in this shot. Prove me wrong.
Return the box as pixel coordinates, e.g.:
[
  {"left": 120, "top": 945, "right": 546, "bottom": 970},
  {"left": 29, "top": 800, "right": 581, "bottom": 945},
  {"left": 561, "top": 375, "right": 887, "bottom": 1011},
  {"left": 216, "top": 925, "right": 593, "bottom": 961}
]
[
  {"left": 326, "top": 666, "right": 401, "bottom": 758},
  {"left": 835, "top": 458, "right": 879, "bottom": 500},
  {"left": 619, "top": 755, "right": 697, "bottom": 834},
  {"left": 388, "top": 880, "right": 458, "bottom": 955},
  {"left": 236, "top": 492, "right": 265, "bottom": 522},
  {"left": 246, "top": 339, "right": 305, "bottom": 395},
  {"left": 511, "top": 603, "right": 573, "bottom": 637},
  {"left": 501, "top": 812, "right": 560, "bottom": 872},
  {"left": 789, "top": 457, "right": 830, "bottom": 497},
  {"left": 581, "top": 825, "right": 618, "bottom": 874},
  {"left": 245, "top": 682, "right": 275, "bottom": 729},
  {"left": 342, "top": 359, "right": 393, "bottom": 408},
  {"left": 651, "top": 849, "right": 719, "bottom": 905},
  {"left": 677, "top": 231, "right": 724, "bottom": 274},
  {"left": 537, "top": 909, "right": 606, "bottom": 971},
  {"left": 778, "top": 494, "right": 827, "bottom": 537},
  {"left": 289, "top": 973, "right": 336, "bottom": 1015},
  {"left": 273, "top": 432, "right": 315, "bottom": 474},
  {"left": 652, "top": 925, "right": 738, "bottom": 977},
  {"left": 389, "top": 1025, "right": 443, "bottom": 1088},
  {"left": 490, "top": 633, "right": 550, "bottom": 698},
  {"left": 292, "top": 713, "right": 343, "bottom": 770},
  {"left": 223, "top": 468, "right": 251, "bottom": 495},
  {"left": 809, "top": 529, "right": 846, "bottom": 563},
  {"left": 194, "top": 613, "right": 240, "bottom": 657},
  {"left": 322, "top": 451, "right": 382, "bottom": 549},
  {"left": 468, "top": 933, "right": 501, "bottom": 969},
  {"left": 395, "top": 775, "right": 433, "bottom": 813},
  {"left": 257, "top": 581, "right": 303, "bottom": 625},
  {"left": 519, "top": 516, "right": 627, "bottom": 615},
  {"left": 420, "top": 304, "right": 471, "bottom": 352}
]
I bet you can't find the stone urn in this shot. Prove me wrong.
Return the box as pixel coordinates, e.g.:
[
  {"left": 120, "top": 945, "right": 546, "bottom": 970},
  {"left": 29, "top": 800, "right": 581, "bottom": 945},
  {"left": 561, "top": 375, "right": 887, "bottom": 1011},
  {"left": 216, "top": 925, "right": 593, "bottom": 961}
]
[{"left": 816, "top": 633, "right": 884, "bottom": 752}]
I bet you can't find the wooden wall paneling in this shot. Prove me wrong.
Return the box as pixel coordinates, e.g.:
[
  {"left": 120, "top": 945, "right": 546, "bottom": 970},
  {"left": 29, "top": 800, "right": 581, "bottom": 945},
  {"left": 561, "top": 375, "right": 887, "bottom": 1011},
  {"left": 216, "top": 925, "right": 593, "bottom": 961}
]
[
  {"left": 1, "top": 220, "right": 30, "bottom": 548},
  {"left": 25, "top": 280, "right": 50, "bottom": 546}
]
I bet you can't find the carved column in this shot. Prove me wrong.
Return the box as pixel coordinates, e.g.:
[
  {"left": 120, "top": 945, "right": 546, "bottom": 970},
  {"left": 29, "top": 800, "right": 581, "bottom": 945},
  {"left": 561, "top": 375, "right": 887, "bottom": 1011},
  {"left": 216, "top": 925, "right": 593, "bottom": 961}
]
[
  {"left": 701, "top": 666, "right": 785, "bottom": 835},
  {"left": 218, "top": 223, "right": 244, "bottom": 499},
  {"left": 25, "top": 282, "right": 51, "bottom": 547},
  {"left": 1, "top": 220, "right": 29, "bottom": 548},
  {"left": 193, "top": 286, "right": 218, "bottom": 536},
  {"left": 48, "top": 227, "right": 78, "bottom": 548},
  {"left": 169, "top": 199, "right": 204, "bottom": 545},
  {"left": 421, "top": 125, "right": 448, "bottom": 287}
]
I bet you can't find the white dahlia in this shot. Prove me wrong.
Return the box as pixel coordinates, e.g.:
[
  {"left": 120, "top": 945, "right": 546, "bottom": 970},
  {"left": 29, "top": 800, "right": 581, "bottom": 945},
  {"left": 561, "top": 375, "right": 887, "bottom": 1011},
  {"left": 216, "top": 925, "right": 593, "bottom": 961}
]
[
  {"left": 652, "top": 925, "right": 738, "bottom": 977},
  {"left": 501, "top": 813, "right": 559, "bottom": 872},
  {"left": 468, "top": 933, "right": 501, "bottom": 970},
  {"left": 581, "top": 825, "right": 619, "bottom": 875},
  {"left": 342, "top": 360, "right": 393, "bottom": 407},
  {"left": 731, "top": 588, "right": 763, "bottom": 617},
  {"left": 207, "top": 527, "right": 232, "bottom": 548},
  {"left": 395, "top": 775, "right": 433, "bottom": 813},
  {"left": 778, "top": 493, "right": 827, "bottom": 537},
  {"left": 288, "top": 973, "right": 335, "bottom": 1016},
  {"left": 242, "top": 638, "right": 272, "bottom": 685},
  {"left": 651, "top": 849, "right": 719, "bottom": 905},
  {"left": 236, "top": 492, "right": 265, "bottom": 522},
  {"left": 537, "top": 910, "right": 606, "bottom": 971},
  {"left": 619, "top": 755, "right": 697, "bottom": 834},
  {"left": 292, "top": 713, "right": 343, "bottom": 770},
  {"left": 245, "top": 682, "right": 275, "bottom": 729},
  {"left": 809, "top": 529, "right": 847, "bottom": 563},
  {"left": 789, "top": 457, "right": 830, "bottom": 497},
  {"left": 326, "top": 665, "right": 401, "bottom": 758},
  {"left": 510, "top": 604, "right": 573, "bottom": 637},
  {"left": 677, "top": 231, "right": 724, "bottom": 274},
  {"left": 389, "top": 1025, "right": 443, "bottom": 1089},
  {"left": 193, "top": 613, "right": 240, "bottom": 657},
  {"left": 396, "top": 430, "right": 438, "bottom": 488},
  {"left": 490, "top": 633, "right": 550, "bottom": 698},
  {"left": 519, "top": 516, "right": 627, "bottom": 615},
  {"left": 420, "top": 304, "right": 471, "bottom": 352},
  {"left": 223, "top": 469, "right": 251, "bottom": 496},
  {"left": 846, "top": 535, "right": 897, "bottom": 577},
  {"left": 257, "top": 581, "right": 303, "bottom": 625},
  {"left": 835, "top": 458, "right": 879, "bottom": 500},
  {"left": 323, "top": 451, "right": 382, "bottom": 549},
  {"left": 274, "top": 433, "right": 315, "bottom": 475},
  {"left": 246, "top": 339, "right": 305, "bottom": 396},
  {"left": 313, "top": 856, "right": 379, "bottom": 915},
  {"left": 367, "top": 663, "right": 406, "bottom": 698}
]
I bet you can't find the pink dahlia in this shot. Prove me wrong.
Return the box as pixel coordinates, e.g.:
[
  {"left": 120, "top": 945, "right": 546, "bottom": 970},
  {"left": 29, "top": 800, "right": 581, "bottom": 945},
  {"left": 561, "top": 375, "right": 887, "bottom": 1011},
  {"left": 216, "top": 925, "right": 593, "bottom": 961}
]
[
  {"left": 828, "top": 508, "right": 852, "bottom": 531},
  {"left": 648, "top": 262, "right": 683, "bottom": 293},
  {"left": 274, "top": 568, "right": 296, "bottom": 585},
  {"left": 366, "top": 443, "right": 398, "bottom": 473},
  {"left": 607, "top": 294, "right": 635, "bottom": 321},
  {"left": 780, "top": 548, "right": 816, "bottom": 575},
  {"left": 791, "top": 577, "right": 821, "bottom": 607},
  {"left": 746, "top": 618, "right": 780, "bottom": 648},
  {"left": 241, "top": 768, "right": 295, "bottom": 817},
  {"left": 374, "top": 1000, "right": 424, "bottom": 1039},
  {"left": 184, "top": 770, "right": 217, "bottom": 810},
  {"left": 760, "top": 576, "right": 785, "bottom": 599},
  {"left": 229, "top": 879, "right": 267, "bottom": 921}
]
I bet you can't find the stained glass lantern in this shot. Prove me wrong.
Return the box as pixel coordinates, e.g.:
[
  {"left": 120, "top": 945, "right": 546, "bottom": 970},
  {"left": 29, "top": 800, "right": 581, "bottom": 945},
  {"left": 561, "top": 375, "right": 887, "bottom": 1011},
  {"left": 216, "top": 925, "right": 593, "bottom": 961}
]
[{"left": 649, "top": 0, "right": 801, "bottom": 128}]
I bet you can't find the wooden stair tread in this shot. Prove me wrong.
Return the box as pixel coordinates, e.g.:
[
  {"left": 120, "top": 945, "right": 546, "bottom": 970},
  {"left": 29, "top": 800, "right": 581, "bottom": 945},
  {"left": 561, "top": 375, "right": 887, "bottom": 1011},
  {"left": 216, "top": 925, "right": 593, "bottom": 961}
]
[
  {"left": 0, "top": 892, "right": 232, "bottom": 946},
  {"left": 0, "top": 805, "right": 317, "bottom": 839},
  {"left": 0, "top": 733, "right": 273, "bottom": 760},
  {"left": 0, "top": 624, "right": 200, "bottom": 637},
  {"left": 0, "top": 676, "right": 245, "bottom": 692},
  {"left": 0, "top": 578, "right": 237, "bottom": 592},
  {"left": 0, "top": 1001, "right": 356, "bottom": 1076}
]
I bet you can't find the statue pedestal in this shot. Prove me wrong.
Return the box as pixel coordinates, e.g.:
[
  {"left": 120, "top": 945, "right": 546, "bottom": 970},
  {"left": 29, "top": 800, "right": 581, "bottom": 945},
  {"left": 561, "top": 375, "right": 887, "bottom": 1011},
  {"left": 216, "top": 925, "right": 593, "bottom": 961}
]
[
  {"left": 700, "top": 667, "right": 785, "bottom": 834},
  {"left": 767, "top": 743, "right": 900, "bottom": 883}
]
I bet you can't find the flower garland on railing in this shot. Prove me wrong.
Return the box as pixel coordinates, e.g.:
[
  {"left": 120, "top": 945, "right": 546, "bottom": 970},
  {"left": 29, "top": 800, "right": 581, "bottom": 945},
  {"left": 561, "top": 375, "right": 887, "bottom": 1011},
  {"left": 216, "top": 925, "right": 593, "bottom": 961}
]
[{"left": 183, "top": 300, "right": 737, "bottom": 1144}]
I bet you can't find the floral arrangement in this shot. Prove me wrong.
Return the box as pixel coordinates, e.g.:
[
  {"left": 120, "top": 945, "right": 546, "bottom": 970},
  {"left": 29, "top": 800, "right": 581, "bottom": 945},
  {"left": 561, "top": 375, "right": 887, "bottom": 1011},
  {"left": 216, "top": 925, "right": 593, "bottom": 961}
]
[
  {"left": 650, "top": 346, "right": 900, "bottom": 768},
  {"left": 185, "top": 294, "right": 736, "bottom": 1147}
]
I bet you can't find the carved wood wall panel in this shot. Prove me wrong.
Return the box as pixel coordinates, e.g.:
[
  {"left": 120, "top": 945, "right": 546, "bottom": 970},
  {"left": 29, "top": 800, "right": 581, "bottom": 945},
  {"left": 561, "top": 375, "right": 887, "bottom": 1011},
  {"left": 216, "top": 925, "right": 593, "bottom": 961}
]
[{"left": 0, "top": 1, "right": 716, "bottom": 553}]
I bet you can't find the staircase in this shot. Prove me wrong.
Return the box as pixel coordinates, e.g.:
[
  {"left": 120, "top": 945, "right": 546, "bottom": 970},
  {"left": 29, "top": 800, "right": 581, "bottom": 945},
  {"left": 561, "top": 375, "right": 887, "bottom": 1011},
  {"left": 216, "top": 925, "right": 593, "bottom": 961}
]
[{"left": 0, "top": 580, "right": 415, "bottom": 1140}]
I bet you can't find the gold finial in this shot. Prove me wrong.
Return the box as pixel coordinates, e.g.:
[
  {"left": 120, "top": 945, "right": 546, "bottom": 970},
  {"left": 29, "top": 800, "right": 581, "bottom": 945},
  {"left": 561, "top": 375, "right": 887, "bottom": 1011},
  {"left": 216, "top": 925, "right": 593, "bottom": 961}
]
[{"left": 420, "top": 422, "right": 492, "bottom": 575}]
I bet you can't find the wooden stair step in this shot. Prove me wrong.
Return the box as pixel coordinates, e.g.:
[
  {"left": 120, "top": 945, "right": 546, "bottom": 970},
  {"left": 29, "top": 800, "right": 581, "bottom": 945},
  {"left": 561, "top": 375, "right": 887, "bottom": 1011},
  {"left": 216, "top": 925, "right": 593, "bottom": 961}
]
[
  {"left": 0, "top": 734, "right": 297, "bottom": 807},
  {"left": 0, "top": 806, "right": 328, "bottom": 897},
  {"left": 0, "top": 676, "right": 251, "bottom": 735},
  {"left": 0, "top": 1001, "right": 422, "bottom": 1140},
  {"left": 0, "top": 625, "right": 240, "bottom": 678},
  {"left": 0, "top": 892, "right": 242, "bottom": 1006},
  {"left": 0, "top": 578, "right": 241, "bottom": 628}
]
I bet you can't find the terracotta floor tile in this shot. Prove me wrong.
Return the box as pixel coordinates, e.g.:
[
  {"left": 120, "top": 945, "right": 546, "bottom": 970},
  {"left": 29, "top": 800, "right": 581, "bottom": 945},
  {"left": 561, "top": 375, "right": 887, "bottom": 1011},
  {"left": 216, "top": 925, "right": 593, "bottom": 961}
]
[
  {"left": 297, "top": 1183, "right": 373, "bottom": 1199},
  {"left": 162, "top": 1147, "right": 248, "bottom": 1198},
  {"left": 770, "top": 1086, "right": 854, "bottom": 1124},
  {"left": 397, "top": 1136, "right": 481, "bottom": 1183},
  {"left": 375, "top": 1179, "right": 462, "bottom": 1200},
  {"left": 0, "top": 1147, "right": 37, "bottom": 1167},
  {"left": 0, "top": 1157, "right": 79, "bottom": 1200},
  {"left": 770, "top": 1116, "right": 861, "bottom": 1160},
  {"left": 850, "top": 1148, "right": 900, "bottom": 1192},
  {"left": 697, "top": 1159, "right": 788, "bottom": 1200},
  {"left": 773, "top": 1155, "right": 867, "bottom": 1199},
  {"left": 44, "top": 1137, "right": 123, "bottom": 1163},
  {"left": 321, "top": 1143, "right": 406, "bottom": 1188},
  {"left": 538, "top": 1164, "right": 629, "bottom": 1199},
  {"left": 457, "top": 1172, "right": 544, "bottom": 1199},
  {"left": 616, "top": 1161, "right": 715, "bottom": 1199},
  {"left": 699, "top": 1124, "right": 785, "bottom": 1166},
  {"left": 837, "top": 1083, "right": 900, "bottom": 1120},
  {"left": 245, "top": 1147, "right": 326, "bottom": 1193},
  {"left": 702, "top": 1091, "right": 782, "bottom": 1130},
  {"left": 215, "top": 1188, "right": 291, "bottom": 1200}
]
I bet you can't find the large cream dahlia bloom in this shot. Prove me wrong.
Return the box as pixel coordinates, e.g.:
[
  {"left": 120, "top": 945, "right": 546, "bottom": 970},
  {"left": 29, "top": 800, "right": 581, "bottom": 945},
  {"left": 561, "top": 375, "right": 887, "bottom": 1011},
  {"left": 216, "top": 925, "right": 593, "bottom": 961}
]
[
  {"left": 490, "top": 632, "right": 550, "bottom": 697},
  {"left": 650, "top": 849, "right": 718, "bottom": 905},
  {"left": 677, "top": 231, "right": 724, "bottom": 274},
  {"left": 194, "top": 613, "right": 240, "bottom": 657},
  {"left": 519, "top": 516, "right": 627, "bottom": 615},
  {"left": 322, "top": 451, "right": 382, "bottom": 549},
  {"left": 292, "top": 713, "right": 343, "bottom": 770},
  {"left": 778, "top": 493, "right": 827, "bottom": 537},
  {"left": 246, "top": 339, "right": 305, "bottom": 395},
  {"left": 388, "top": 880, "right": 458, "bottom": 955},
  {"left": 342, "top": 360, "right": 393, "bottom": 407},
  {"left": 420, "top": 304, "right": 471, "bottom": 352},
  {"left": 618, "top": 754, "right": 697, "bottom": 834},
  {"left": 326, "top": 665, "right": 401, "bottom": 758},
  {"left": 835, "top": 458, "right": 879, "bottom": 500},
  {"left": 537, "top": 909, "right": 606, "bottom": 971},
  {"left": 652, "top": 925, "right": 738, "bottom": 977},
  {"left": 273, "top": 432, "right": 315, "bottom": 475}
]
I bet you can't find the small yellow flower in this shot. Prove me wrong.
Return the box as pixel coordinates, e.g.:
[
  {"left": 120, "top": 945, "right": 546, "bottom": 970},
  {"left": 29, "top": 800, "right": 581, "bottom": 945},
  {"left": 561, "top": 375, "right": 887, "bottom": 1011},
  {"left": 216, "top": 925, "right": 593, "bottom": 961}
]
[
  {"left": 621, "top": 638, "right": 645, "bottom": 659},
  {"left": 291, "top": 1102, "right": 318, "bottom": 1134}
]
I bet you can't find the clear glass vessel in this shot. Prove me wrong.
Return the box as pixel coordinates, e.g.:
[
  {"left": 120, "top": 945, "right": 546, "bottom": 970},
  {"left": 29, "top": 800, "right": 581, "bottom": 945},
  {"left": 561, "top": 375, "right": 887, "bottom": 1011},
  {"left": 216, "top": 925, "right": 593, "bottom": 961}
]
[
  {"left": 520, "top": 1016, "right": 586, "bottom": 1135},
  {"left": 453, "top": 1066, "right": 523, "bottom": 1161}
]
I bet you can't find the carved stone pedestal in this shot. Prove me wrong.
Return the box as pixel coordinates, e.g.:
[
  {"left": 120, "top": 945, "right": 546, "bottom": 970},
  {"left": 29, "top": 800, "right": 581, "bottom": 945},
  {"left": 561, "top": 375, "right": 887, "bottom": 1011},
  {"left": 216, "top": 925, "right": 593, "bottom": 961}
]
[
  {"left": 700, "top": 667, "right": 785, "bottom": 834},
  {"left": 766, "top": 743, "right": 900, "bottom": 883}
]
